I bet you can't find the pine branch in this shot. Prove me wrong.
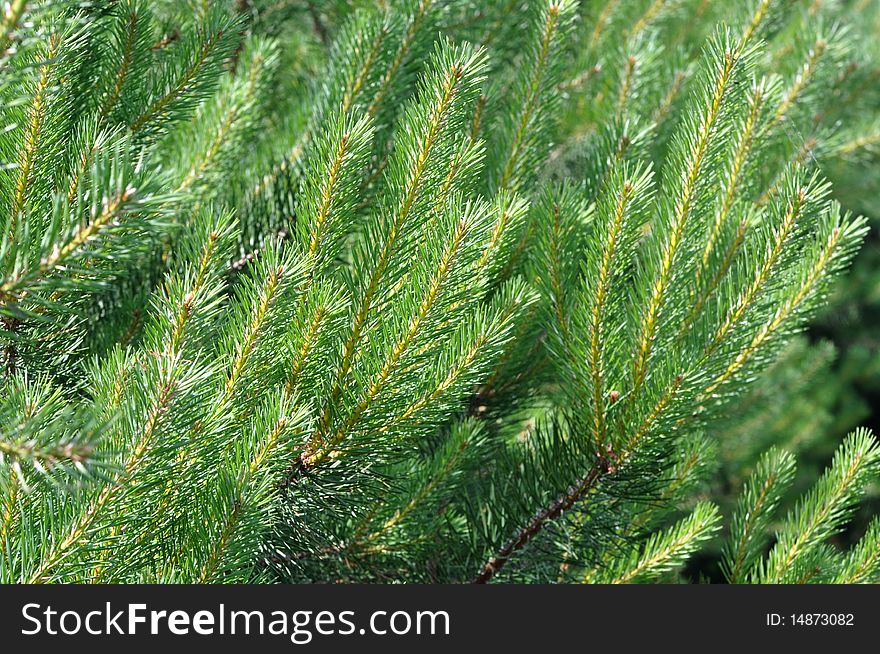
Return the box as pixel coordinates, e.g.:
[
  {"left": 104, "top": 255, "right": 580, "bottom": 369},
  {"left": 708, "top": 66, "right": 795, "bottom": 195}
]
[
  {"left": 832, "top": 518, "right": 880, "bottom": 584},
  {"left": 26, "top": 214, "right": 233, "bottom": 583},
  {"left": 630, "top": 32, "right": 749, "bottom": 396},
  {"left": 757, "top": 428, "right": 879, "bottom": 583},
  {"left": 313, "top": 43, "right": 486, "bottom": 445},
  {"left": 1, "top": 0, "right": 877, "bottom": 586},
  {"left": 473, "top": 455, "right": 614, "bottom": 584},
  {"left": 722, "top": 447, "right": 796, "bottom": 583},
  {"left": 604, "top": 502, "right": 721, "bottom": 584},
  {"left": 7, "top": 31, "right": 60, "bottom": 241}
]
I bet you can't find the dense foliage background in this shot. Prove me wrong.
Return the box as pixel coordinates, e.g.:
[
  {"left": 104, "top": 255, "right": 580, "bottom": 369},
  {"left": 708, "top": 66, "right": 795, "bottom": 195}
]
[{"left": 1, "top": 0, "right": 879, "bottom": 583}]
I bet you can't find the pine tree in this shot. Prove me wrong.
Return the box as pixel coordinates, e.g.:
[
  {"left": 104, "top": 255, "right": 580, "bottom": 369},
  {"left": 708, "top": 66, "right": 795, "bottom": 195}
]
[{"left": 1, "top": 0, "right": 878, "bottom": 584}]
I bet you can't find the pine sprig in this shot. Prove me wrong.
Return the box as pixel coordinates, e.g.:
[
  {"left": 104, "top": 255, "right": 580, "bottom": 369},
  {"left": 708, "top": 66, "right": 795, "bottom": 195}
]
[
  {"left": 600, "top": 502, "right": 722, "bottom": 584},
  {"left": 755, "top": 428, "right": 880, "bottom": 584},
  {"left": 721, "top": 447, "right": 796, "bottom": 583}
]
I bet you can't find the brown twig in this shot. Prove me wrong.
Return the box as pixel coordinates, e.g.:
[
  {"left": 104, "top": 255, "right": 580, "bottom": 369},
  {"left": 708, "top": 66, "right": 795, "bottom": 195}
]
[
  {"left": 472, "top": 449, "right": 618, "bottom": 583},
  {"left": 151, "top": 29, "right": 179, "bottom": 51}
]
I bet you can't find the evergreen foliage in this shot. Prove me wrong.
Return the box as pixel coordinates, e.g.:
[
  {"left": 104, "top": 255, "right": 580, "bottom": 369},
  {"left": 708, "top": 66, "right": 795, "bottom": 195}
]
[{"left": 1, "top": 0, "right": 878, "bottom": 584}]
